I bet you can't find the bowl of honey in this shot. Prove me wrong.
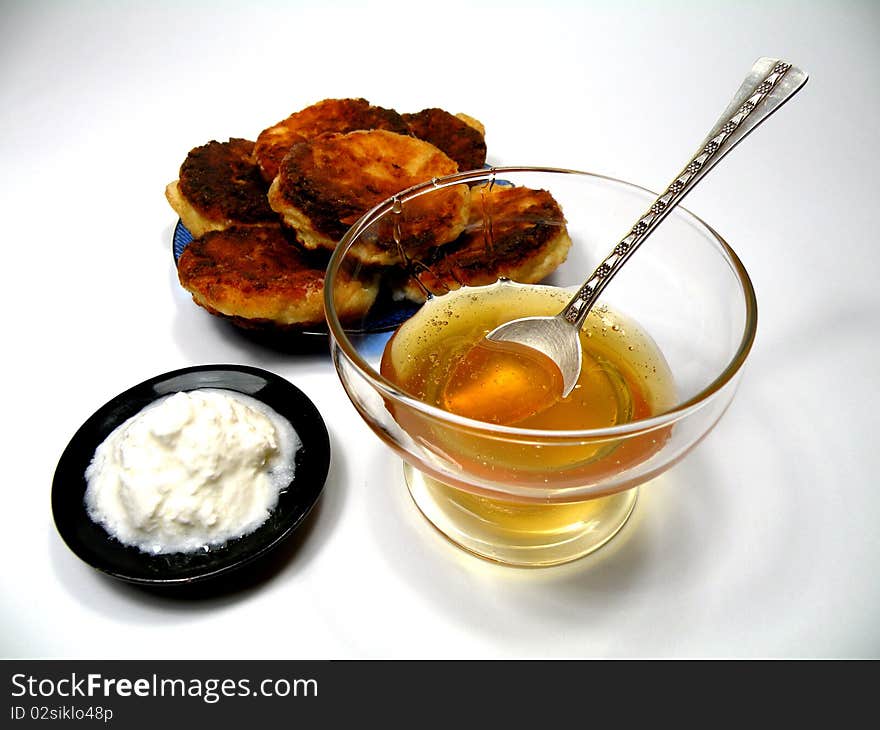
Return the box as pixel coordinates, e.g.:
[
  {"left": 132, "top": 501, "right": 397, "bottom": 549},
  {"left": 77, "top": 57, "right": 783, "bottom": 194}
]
[{"left": 325, "top": 167, "right": 757, "bottom": 567}]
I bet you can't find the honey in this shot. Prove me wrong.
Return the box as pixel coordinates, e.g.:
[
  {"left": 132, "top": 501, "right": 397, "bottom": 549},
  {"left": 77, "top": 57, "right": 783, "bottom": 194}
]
[
  {"left": 379, "top": 281, "right": 677, "bottom": 564},
  {"left": 381, "top": 280, "right": 675, "bottom": 433}
]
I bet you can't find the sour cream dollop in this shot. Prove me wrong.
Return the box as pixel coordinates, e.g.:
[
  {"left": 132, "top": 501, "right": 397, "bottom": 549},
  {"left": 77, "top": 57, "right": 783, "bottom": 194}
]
[{"left": 84, "top": 389, "right": 300, "bottom": 554}]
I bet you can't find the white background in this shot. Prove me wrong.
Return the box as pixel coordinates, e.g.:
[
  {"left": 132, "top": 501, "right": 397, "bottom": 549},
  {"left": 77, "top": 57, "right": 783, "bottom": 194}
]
[{"left": 2, "top": 0, "right": 878, "bottom": 658}]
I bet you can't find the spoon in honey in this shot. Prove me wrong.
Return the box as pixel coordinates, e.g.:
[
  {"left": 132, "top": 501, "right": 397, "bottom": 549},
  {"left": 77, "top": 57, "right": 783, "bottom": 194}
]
[{"left": 443, "top": 57, "right": 808, "bottom": 424}]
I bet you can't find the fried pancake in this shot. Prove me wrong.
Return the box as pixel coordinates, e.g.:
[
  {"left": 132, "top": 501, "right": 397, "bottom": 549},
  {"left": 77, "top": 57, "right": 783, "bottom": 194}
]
[
  {"left": 268, "top": 129, "right": 470, "bottom": 266},
  {"left": 177, "top": 225, "right": 378, "bottom": 328},
  {"left": 403, "top": 108, "right": 487, "bottom": 171},
  {"left": 165, "top": 138, "right": 277, "bottom": 238},
  {"left": 453, "top": 112, "right": 485, "bottom": 136},
  {"left": 397, "top": 184, "right": 572, "bottom": 302},
  {"left": 255, "top": 98, "right": 410, "bottom": 183}
]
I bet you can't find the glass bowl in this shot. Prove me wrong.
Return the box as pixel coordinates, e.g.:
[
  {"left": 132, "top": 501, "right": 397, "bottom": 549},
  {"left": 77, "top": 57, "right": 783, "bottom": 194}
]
[{"left": 324, "top": 167, "right": 757, "bottom": 567}]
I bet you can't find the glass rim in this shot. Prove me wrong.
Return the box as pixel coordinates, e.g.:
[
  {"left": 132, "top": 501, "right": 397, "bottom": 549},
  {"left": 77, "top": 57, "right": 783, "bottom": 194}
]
[{"left": 324, "top": 165, "right": 758, "bottom": 439}]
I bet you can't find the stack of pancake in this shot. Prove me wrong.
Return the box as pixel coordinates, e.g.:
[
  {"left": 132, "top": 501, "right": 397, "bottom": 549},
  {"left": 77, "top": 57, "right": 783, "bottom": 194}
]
[{"left": 165, "top": 98, "right": 571, "bottom": 330}]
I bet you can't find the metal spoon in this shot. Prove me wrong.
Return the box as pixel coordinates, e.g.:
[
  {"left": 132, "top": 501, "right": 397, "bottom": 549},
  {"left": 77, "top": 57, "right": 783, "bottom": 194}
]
[{"left": 485, "top": 57, "right": 808, "bottom": 398}]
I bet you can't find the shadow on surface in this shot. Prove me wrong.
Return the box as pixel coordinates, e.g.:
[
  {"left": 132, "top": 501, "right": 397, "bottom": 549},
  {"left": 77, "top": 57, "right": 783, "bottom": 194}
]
[{"left": 364, "top": 446, "right": 727, "bottom": 652}]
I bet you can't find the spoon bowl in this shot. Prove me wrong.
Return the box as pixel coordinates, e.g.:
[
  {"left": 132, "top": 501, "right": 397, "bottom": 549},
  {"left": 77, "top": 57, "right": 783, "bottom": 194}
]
[
  {"left": 440, "top": 334, "right": 566, "bottom": 424},
  {"left": 486, "top": 314, "right": 582, "bottom": 396}
]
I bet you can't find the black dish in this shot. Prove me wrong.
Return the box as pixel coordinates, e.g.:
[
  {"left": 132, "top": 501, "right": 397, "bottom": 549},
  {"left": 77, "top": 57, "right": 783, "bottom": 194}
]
[{"left": 52, "top": 365, "right": 330, "bottom": 585}]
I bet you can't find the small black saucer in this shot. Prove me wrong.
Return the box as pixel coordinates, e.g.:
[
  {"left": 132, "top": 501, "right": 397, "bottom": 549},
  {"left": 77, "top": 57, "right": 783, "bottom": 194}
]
[{"left": 52, "top": 365, "right": 330, "bottom": 585}]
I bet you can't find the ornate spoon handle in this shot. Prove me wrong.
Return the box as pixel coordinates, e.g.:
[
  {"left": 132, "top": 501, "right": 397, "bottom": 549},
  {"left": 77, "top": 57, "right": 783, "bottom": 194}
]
[{"left": 561, "top": 57, "right": 808, "bottom": 327}]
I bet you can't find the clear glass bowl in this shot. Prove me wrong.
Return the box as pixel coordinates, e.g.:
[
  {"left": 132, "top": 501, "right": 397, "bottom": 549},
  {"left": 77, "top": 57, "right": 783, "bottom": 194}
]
[{"left": 325, "top": 167, "right": 757, "bottom": 567}]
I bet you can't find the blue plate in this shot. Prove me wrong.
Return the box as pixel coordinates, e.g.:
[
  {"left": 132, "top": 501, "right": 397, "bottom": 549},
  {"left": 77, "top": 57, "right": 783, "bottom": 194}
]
[{"left": 172, "top": 219, "right": 193, "bottom": 262}]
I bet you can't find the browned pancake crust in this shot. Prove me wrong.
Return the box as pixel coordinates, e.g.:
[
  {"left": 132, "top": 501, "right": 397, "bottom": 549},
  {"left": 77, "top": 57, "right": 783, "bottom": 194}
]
[
  {"left": 403, "top": 108, "right": 487, "bottom": 171},
  {"left": 268, "top": 130, "right": 469, "bottom": 265},
  {"left": 255, "top": 98, "right": 410, "bottom": 182},
  {"left": 167, "top": 139, "right": 276, "bottom": 236},
  {"left": 177, "top": 225, "right": 378, "bottom": 327},
  {"left": 400, "top": 185, "right": 571, "bottom": 301}
]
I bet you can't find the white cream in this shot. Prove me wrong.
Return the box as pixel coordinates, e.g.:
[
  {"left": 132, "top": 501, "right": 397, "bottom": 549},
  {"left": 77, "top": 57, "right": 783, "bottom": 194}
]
[{"left": 84, "top": 388, "right": 300, "bottom": 554}]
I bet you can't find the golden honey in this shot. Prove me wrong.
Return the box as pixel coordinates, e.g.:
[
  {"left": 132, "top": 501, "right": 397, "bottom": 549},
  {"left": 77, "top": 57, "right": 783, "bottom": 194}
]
[{"left": 379, "top": 281, "right": 677, "bottom": 563}]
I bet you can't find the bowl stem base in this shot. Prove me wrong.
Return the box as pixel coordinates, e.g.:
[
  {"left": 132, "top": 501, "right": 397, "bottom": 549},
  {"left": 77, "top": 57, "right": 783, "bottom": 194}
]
[{"left": 403, "top": 463, "right": 638, "bottom": 567}]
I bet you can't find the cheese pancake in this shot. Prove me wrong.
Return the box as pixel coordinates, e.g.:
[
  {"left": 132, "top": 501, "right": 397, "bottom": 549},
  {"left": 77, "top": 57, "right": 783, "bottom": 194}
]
[
  {"left": 165, "top": 138, "right": 277, "bottom": 237},
  {"left": 397, "top": 184, "right": 571, "bottom": 302},
  {"left": 255, "top": 98, "right": 409, "bottom": 183},
  {"left": 403, "top": 108, "right": 487, "bottom": 171},
  {"left": 268, "top": 129, "right": 470, "bottom": 266},
  {"left": 177, "top": 225, "right": 378, "bottom": 328}
]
